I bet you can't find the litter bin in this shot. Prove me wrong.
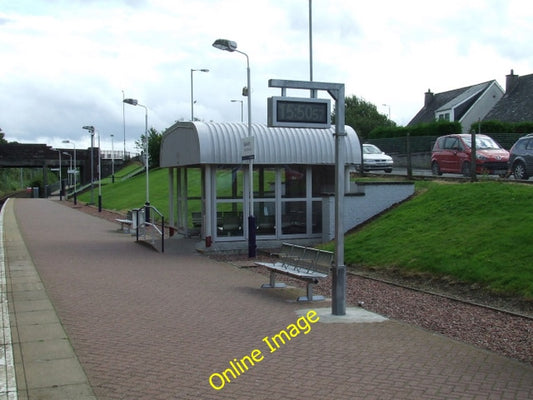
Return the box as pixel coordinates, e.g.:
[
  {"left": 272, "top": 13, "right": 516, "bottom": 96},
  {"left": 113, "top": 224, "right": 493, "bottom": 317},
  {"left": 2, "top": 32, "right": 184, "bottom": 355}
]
[{"left": 32, "top": 187, "right": 39, "bottom": 198}]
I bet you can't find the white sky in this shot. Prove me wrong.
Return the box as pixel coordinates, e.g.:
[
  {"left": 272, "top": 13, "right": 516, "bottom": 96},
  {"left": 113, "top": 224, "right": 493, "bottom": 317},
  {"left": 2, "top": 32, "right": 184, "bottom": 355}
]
[{"left": 1, "top": 0, "right": 533, "bottom": 153}]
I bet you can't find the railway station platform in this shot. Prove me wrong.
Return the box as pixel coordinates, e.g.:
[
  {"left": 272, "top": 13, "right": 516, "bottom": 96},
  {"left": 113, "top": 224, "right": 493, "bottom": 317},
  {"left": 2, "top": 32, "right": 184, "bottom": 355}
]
[{"left": 1, "top": 198, "right": 533, "bottom": 399}]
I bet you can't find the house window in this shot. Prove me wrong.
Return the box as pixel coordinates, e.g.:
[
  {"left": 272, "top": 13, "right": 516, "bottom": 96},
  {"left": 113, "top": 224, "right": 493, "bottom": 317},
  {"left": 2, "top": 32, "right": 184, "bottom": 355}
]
[{"left": 438, "top": 113, "right": 450, "bottom": 121}]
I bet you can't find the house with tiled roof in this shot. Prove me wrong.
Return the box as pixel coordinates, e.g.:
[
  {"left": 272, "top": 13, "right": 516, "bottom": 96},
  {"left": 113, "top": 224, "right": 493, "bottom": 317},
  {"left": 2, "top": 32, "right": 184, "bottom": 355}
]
[
  {"left": 408, "top": 80, "right": 504, "bottom": 133},
  {"left": 483, "top": 70, "right": 533, "bottom": 123}
]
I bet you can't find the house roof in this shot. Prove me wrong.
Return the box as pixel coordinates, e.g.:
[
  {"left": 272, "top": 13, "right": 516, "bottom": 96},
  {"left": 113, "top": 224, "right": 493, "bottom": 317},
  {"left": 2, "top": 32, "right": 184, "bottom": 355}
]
[
  {"left": 160, "top": 122, "right": 361, "bottom": 167},
  {"left": 483, "top": 73, "right": 533, "bottom": 122},
  {"left": 408, "top": 80, "right": 495, "bottom": 126}
]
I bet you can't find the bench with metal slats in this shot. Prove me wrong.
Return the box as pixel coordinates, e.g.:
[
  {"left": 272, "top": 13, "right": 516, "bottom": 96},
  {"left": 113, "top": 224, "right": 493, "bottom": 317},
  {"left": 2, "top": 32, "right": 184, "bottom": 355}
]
[
  {"left": 256, "top": 242, "right": 333, "bottom": 301},
  {"left": 115, "top": 211, "right": 133, "bottom": 233}
]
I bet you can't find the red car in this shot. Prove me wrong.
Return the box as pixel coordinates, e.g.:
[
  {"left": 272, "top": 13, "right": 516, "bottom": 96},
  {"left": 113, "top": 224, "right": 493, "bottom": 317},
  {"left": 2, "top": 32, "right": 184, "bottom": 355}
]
[{"left": 431, "top": 134, "right": 509, "bottom": 177}]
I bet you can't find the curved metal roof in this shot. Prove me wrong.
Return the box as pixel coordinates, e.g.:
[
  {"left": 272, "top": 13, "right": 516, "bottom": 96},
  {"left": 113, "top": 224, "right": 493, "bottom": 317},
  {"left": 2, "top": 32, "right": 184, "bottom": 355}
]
[{"left": 160, "top": 122, "right": 361, "bottom": 167}]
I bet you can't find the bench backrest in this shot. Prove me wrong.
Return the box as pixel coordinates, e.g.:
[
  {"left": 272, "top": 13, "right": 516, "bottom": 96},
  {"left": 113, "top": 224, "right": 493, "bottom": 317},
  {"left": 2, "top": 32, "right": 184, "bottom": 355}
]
[
  {"left": 279, "top": 243, "right": 333, "bottom": 275},
  {"left": 315, "top": 250, "right": 334, "bottom": 273}
]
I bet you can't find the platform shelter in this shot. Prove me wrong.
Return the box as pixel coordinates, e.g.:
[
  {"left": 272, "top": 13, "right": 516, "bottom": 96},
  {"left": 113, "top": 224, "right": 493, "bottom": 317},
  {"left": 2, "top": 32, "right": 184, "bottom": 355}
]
[{"left": 160, "top": 121, "right": 361, "bottom": 247}]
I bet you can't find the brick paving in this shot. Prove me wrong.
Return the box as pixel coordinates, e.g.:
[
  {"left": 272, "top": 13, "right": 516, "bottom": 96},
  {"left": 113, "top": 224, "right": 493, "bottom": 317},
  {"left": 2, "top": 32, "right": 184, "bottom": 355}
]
[{"left": 4, "top": 198, "right": 533, "bottom": 399}]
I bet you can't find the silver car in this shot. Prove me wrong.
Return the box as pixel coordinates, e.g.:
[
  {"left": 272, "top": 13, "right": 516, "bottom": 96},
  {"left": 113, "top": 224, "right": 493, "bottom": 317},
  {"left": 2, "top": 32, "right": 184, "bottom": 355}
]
[{"left": 362, "top": 144, "right": 393, "bottom": 173}]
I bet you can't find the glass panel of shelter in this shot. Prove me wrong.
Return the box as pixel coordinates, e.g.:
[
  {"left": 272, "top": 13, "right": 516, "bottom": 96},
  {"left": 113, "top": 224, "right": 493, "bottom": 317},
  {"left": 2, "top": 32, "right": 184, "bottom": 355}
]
[
  {"left": 216, "top": 166, "right": 244, "bottom": 238},
  {"left": 255, "top": 166, "right": 276, "bottom": 236},
  {"left": 281, "top": 166, "right": 306, "bottom": 235},
  {"left": 214, "top": 164, "right": 328, "bottom": 239}
]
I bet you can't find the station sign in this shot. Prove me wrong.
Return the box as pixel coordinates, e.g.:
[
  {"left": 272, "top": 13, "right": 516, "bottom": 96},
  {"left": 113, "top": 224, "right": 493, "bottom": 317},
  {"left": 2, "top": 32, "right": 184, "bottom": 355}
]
[
  {"left": 267, "top": 96, "right": 331, "bottom": 129},
  {"left": 242, "top": 137, "right": 255, "bottom": 160}
]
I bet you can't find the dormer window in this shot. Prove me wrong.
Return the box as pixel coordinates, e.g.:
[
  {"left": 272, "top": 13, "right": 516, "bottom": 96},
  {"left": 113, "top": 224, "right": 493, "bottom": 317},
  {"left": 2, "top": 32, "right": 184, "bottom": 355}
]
[{"left": 437, "top": 112, "right": 450, "bottom": 121}]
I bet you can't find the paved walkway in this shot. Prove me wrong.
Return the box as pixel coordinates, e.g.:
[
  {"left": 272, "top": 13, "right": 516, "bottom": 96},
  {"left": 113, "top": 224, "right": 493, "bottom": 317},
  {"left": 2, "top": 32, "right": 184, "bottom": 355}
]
[{"left": 1, "top": 198, "right": 533, "bottom": 399}]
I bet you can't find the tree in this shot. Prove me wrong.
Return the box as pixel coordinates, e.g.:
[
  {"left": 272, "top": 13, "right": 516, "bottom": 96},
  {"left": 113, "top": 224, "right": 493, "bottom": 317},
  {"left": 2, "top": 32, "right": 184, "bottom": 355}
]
[
  {"left": 0, "top": 128, "right": 6, "bottom": 145},
  {"left": 332, "top": 95, "right": 395, "bottom": 140},
  {"left": 135, "top": 127, "right": 162, "bottom": 169}
]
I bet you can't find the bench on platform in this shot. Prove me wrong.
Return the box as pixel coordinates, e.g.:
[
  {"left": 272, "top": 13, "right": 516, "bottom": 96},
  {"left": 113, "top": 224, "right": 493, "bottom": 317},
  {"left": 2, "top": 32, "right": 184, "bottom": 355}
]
[
  {"left": 116, "top": 218, "right": 133, "bottom": 233},
  {"left": 256, "top": 242, "right": 333, "bottom": 301},
  {"left": 116, "top": 211, "right": 134, "bottom": 233}
]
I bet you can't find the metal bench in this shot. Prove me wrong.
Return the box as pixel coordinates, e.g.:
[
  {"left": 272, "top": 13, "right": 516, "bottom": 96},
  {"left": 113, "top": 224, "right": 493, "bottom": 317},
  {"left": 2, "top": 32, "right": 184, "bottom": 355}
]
[
  {"left": 116, "top": 218, "right": 133, "bottom": 233},
  {"left": 256, "top": 242, "right": 333, "bottom": 301},
  {"left": 116, "top": 211, "right": 134, "bottom": 233}
]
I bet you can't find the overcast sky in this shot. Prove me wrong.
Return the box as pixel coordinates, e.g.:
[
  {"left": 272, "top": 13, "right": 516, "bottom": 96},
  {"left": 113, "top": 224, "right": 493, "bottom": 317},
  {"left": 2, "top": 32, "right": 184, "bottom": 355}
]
[{"left": 1, "top": 0, "right": 533, "bottom": 153}]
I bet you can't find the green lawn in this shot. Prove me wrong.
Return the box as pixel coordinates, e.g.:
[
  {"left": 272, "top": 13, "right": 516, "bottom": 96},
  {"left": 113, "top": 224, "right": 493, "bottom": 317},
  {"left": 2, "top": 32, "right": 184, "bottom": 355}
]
[
  {"left": 78, "top": 166, "right": 533, "bottom": 299},
  {"left": 331, "top": 181, "right": 533, "bottom": 299},
  {"left": 78, "top": 167, "right": 201, "bottom": 216}
]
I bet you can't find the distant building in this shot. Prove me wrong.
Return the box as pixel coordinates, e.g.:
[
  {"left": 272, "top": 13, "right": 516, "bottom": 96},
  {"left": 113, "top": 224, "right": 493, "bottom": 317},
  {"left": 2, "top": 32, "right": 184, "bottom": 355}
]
[
  {"left": 483, "top": 70, "right": 533, "bottom": 123},
  {"left": 408, "top": 80, "right": 504, "bottom": 133}
]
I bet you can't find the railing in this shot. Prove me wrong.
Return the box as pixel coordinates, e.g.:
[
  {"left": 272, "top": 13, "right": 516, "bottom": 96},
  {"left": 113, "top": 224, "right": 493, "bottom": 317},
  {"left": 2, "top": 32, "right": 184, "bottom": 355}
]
[{"left": 133, "top": 204, "right": 165, "bottom": 253}]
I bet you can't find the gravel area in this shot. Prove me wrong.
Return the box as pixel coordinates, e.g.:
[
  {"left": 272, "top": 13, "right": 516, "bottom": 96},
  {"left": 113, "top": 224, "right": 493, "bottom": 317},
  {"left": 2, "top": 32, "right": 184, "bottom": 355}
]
[{"left": 56, "top": 199, "right": 533, "bottom": 366}]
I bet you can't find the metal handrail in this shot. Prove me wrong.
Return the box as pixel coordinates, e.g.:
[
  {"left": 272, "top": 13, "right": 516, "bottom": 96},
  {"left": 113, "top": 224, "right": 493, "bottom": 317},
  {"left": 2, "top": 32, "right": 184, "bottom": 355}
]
[{"left": 134, "top": 205, "right": 165, "bottom": 253}]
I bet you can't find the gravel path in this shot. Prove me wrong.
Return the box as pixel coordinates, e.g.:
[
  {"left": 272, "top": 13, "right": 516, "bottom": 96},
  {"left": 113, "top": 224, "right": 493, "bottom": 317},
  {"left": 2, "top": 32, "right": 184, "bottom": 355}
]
[{"left": 57, "top": 199, "right": 533, "bottom": 366}]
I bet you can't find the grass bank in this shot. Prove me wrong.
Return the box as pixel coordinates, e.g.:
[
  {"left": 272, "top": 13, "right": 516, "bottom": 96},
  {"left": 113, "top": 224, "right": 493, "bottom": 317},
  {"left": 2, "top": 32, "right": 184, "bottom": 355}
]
[{"left": 335, "top": 181, "right": 533, "bottom": 299}]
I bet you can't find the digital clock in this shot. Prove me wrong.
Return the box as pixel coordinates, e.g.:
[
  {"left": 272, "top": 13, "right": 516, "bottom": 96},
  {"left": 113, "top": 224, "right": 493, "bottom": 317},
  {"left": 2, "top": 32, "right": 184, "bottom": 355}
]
[{"left": 267, "top": 96, "right": 331, "bottom": 128}]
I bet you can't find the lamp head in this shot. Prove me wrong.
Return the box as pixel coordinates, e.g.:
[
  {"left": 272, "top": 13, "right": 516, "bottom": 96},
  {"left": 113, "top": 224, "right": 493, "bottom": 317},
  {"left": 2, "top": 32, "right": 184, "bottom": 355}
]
[
  {"left": 123, "top": 98, "right": 138, "bottom": 106},
  {"left": 82, "top": 125, "right": 95, "bottom": 133},
  {"left": 62, "top": 140, "right": 70, "bottom": 143},
  {"left": 212, "top": 39, "right": 237, "bottom": 52}
]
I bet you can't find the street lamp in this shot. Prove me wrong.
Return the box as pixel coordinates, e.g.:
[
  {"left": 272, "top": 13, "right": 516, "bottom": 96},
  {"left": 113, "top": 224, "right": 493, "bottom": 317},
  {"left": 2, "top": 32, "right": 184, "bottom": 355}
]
[
  {"left": 62, "top": 139, "right": 77, "bottom": 205},
  {"left": 213, "top": 38, "right": 255, "bottom": 257},
  {"left": 82, "top": 125, "right": 96, "bottom": 206},
  {"left": 230, "top": 99, "right": 244, "bottom": 123},
  {"left": 110, "top": 134, "right": 115, "bottom": 183},
  {"left": 123, "top": 97, "right": 150, "bottom": 221},
  {"left": 191, "top": 68, "right": 209, "bottom": 121}
]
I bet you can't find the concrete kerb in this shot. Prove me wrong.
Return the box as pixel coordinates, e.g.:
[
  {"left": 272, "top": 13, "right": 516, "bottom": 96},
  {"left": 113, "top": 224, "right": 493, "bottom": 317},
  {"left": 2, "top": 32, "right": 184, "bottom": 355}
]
[
  {"left": 296, "top": 307, "right": 388, "bottom": 324},
  {"left": 1, "top": 199, "right": 97, "bottom": 400}
]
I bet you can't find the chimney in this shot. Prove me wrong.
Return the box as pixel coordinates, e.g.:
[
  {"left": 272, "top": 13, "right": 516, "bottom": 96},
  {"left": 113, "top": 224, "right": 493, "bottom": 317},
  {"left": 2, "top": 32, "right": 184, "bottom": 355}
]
[
  {"left": 506, "top": 69, "right": 519, "bottom": 93},
  {"left": 424, "top": 89, "right": 434, "bottom": 107}
]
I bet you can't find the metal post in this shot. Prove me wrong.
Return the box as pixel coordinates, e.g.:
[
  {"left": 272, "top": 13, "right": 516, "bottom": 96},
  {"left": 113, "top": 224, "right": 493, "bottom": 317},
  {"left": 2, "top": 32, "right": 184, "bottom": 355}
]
[
  {"left": 98, "top": 130, "right": 102, "bottom": 212},
  {"left": 161, "top": 216, "right": 165, "bottom": 253},
  {"left": 144, "top": 107, "right": 150, "bottom": 222},
  {"left": 242, "top": 52, "right": 256, "bottom": 258},
  {"left": 55, "top": 150, "right": 63, "bottom": 200},
  {"left": 190, "top": 69, "right": 195, "bottom": 121},
  {"left": 122, "top": 90, "right": 126, "bottom": 160},
  {"left": 90, "top": 131, "right": 94, "bottom": 205},
  {"left": 332, "top": 85, "right": 346, "bottom": 316},
  {"left": 111, "top": 134, "right": 115, "bottom": 183},
  {"left": 471, "top": 130, "right": 477, "bottom": 182},
  {"left": 73, "top": 145, "right": 77, "bottom": 205}
]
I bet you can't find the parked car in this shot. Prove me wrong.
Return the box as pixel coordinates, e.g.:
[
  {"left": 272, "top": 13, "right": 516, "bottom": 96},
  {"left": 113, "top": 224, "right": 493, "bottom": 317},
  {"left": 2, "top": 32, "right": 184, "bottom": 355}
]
[
  {"left": 431, "top": 134, "right": 509, "bottom": 177},
  {"left": 362, "top": 144, "right": 393, "bottom": 173},
  {"left": 508, "top": 133, "right": 533, "bottom": 180}
]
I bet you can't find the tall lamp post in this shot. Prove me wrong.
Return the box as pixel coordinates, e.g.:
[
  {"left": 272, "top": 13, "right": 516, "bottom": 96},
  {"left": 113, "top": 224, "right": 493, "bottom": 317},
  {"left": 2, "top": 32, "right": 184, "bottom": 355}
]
[
  {"left": 97, "top": 129, "right": 102, "bottom": 211},
  {"left": 213, "top": 38, "right": 255, "bottom": 257},
  {"left": 62, "top": 139, "right": 77, "bottom": 205},
  {"left": 190, "top": 68, "right": 209, "bottom": 121},
  {"left": 123, "top": 98, "right": 150, "bottom": 221},
  {"left": 230, "top": 99, "right": 244, "bottom": 122},
  {"left": 110, "top": 134, "right": 115, "bottom": 183},
  {"left": 82, "top": 125, "right": 95, "bottom": 205}
]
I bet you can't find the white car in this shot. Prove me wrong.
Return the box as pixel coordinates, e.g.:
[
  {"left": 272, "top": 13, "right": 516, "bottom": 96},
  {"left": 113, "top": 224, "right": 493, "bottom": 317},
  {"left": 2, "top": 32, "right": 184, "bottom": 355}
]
[{"left": 362, "top": 144, "right": 393, "bottom": 173}]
